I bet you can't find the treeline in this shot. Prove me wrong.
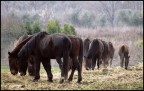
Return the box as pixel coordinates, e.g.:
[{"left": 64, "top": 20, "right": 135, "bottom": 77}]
[{"left": 1, "top": 1, "right": 143, "bottom": 28}]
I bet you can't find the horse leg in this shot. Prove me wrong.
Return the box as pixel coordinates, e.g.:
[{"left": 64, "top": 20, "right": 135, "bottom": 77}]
[
  {"left": 28, "top": 57, "right": 34, "bottom": 76},
  {"left": 77, "top": 60, "right": 82, "bottom": 83},
  {"left": 110, "top": 58, "right": 113, "bottom": 67},
  {"left": 92, "top": 57, "right": 96, "bottom": 70},
  {"left": 41, "top": 59, "right": 53, "bottom": 82},
  {"left": 125, "top": 59, "right": 129, "bottom": 70},
  {"left": 60, "top": 51, "right": 69, "bottom": 83},
  {"left": 73, "top": 57, "right": 82, "bottom": 83},
  {"left": 68, "top": 58, "right": 76, "bottom": 82},
  {"left": 120, "top": 55, "right": 124, "bottom": 68},
  {"left": 97, "top": 58, "right": 100, "bottom": 70},
  {"left": 85, "top": 58, "right": 90, "bottom": 70},
  {"left": 56, "top": 57, "right": 63, "bottom": 71},
  {"left": 33, "top": 57, "right": 41, "bottom": 82}
]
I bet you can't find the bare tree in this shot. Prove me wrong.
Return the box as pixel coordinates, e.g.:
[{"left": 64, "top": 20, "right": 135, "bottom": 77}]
[{"left": 99, "top": 1, "right": 120, "bottom": 28}]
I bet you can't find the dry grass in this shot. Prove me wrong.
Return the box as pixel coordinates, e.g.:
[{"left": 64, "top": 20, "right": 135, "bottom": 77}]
[{"left": 1, "top": 63, "right": 143, "bottom": 90}]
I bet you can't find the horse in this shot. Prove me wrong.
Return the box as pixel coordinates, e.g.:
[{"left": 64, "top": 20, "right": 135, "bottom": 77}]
[
  {"left": 67, "top": 35, "right": 83, "bottom": 83},
  {"left": 16, "top": 35, "right": 35, "bottom": 76},
  {"left": 18, "top": 32, "right": 72, "bottom": 83},
  {"left": 100, "top": 40, "right": 109, "bottom": 68},
  {"left": 83, "top": 38, "right": 91, "bottom": 70},
  {"left": 91, "top": 40, "right": 115, "bottom": 69},
  {"left": 118, "top": 44, "right": 130, "bottom": 70},
  {"left": 108, "top": 42, "right": 115, "bottom": 67},
  {"left": 86, "top": 39, "right": 104, "bottom": 70},
  {"left": 25, "top": 35, "right": 83, "bottom": 83},
  {"left": 8, "top": 35, "right": 33, "bottom": 75}
]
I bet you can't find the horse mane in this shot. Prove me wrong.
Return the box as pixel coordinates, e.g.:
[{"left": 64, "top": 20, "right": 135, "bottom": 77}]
[
  {"left": 10, "top": 35, "right": 33, "bottom": 56},
  {"left": 18, "top": 32, "right": 48, "bottom": 61}
]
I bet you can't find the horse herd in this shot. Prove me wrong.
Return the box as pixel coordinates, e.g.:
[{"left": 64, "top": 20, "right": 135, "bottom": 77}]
[{"left": 8, "top": 31, "right": 130, "bottom": 83}]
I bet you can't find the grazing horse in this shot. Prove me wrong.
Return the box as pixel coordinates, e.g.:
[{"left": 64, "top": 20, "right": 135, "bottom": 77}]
[
  {"left": 25, "top": 35, "right": 83, "bottom": 83},
  {"left": 18, "top": 32, "right": 72, "bottom": 83},
  {"left": 118, "top": 44, "right": 130, "bottom": 70},
  {"left": 16, "top": 35, "right": 35, "bottom": 76},
  {"left": 8, "top": 35, "right": 33, "bottom": 75},
  {"left": 108, "top": 42, "right": 115, "bottom": 67},
  {"left": 67, "top": 35, "right": 83, "bottom": 83},
  {"left": 83, "top": 38, "right": 91, "bottom": 70},
  {"left": 86, "top": 39, "right": 104, "bottom": 70},
  {"left": 100, "top": 40, "right": 110, "bottom": 68},
  {"left": 91, "top": 40, "right": 115, "bottom": 69}
]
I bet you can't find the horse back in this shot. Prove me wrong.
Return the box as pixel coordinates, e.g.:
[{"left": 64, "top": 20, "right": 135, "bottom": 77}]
[{"left": 119, "top": 44, "right": 129, "bottom": 57}]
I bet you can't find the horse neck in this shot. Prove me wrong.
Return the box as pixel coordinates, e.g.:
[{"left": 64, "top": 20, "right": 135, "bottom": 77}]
[{"left": 11, "top": 36, "right": 32, "bottom": 55}]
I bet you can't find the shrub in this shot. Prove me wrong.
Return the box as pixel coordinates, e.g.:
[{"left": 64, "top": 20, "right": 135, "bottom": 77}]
[
  {"left": 62, "top": 24, "right": 76, "bottom": 35},
  {"left": 46, "top": 19, "right": 61, "bottom": 34},
  {"left": 32, "top": 20, "right": 41, "bottom": 34}
]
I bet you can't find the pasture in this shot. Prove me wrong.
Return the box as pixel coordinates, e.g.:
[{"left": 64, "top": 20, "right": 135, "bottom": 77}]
[{"left": 1, "top": 63, "right": 143, "bottom": 90}]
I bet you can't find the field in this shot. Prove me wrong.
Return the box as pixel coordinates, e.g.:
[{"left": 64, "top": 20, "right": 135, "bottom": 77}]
[
  {"left": 1, "top": 27, "right": 143, "bottom": 90},
  {"left": 1, "top": 63, "right": 143, "bottom": 90}
]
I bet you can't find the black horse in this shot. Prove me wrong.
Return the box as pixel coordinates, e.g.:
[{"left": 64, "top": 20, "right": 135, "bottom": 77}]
[
  {"left": 18, "top": 32, "right": 72, "bottom": 83},
  {"left": 86, "top": 39, "right": 104, "bottom": 70},
  {"left": 83, "top": 38, "right": 91, "bottom": 70},
  {"left": 27, "top": 35, "right": 84, "bottom": 83}
]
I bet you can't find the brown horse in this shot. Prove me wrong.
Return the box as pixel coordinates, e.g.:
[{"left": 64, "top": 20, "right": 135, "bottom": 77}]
[
  {"left": 100, "top": 40, "right": 115, "bottom": 68},
  {"left": 83, "top": 38, "right": 91, "bottom": 70},
  {"left": 16, "top": 35, "right": 35, "bottom": 76},
  {"left": 100, "top": 40, "right": 109, "bottom": 68},
  {"left": 18, "top": 32, "right": 72, "bottom": 83},
  {"left": 8, "top": 35, "right": 33, "bottom": 75},
  {"left": 118, "top": 44, "right": 130, "bottom": 70},
  {"left": 108, "top": 42, "right": 115, "bottom": 67},
  {"left": 86, "top": 39, "right": 104, "bottom": 70},
  {"left": 67, "top": 35, "right": 83, "bottom": 83}
]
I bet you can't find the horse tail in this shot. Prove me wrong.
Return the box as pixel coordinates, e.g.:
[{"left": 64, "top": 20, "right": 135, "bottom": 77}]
[
  {"left": 78, "top": 38, "right": 83, "bottom": 67},
  {"left": 18, "top": 32, "right": 47, "bottom": 61},
  {"left": 62, "top": 37, "right": 72, "bottom": 80}
]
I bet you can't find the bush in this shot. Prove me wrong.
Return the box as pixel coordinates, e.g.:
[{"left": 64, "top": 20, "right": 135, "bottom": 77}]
[
  {"left": 62, "top": 24, "right": 76, "bottom": 35},
  {"left": 32, "top": 20, "right": 41, "bottom": 34},
  {"left": 46, "top": 19, "right": 76, "bottom": 35},
  {"left": 135, "top": 39, "right": 143, "bottom": 47},
  {"left": 23, "top": 21, "right": 32, "bottom": 35},
  {"left": 118, "top": 9, "right": 143, "bottom": 26},
  {"left": 46, "top": 19, "right": 61, "bottom": 34}
]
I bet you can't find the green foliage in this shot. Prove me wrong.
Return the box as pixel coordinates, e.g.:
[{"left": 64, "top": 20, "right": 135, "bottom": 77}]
[
  {"left": 118, "top": 9, "right": 143, "bottom": 26},
  {"left": 22, "top": 14, "right": 41, "bottom": 34},
  {"left": 32, "top": 20, "right": 41, "bottom": 34},
  {"left": 69, "top": 10, "right": 95, "bottom": 28},
  {"left": 69, "top": 10, "right": 80, "bottom": 26},
  {"left": 62, "top": 24, "right": 76, "bottom": 35},
  {"left": 135, "top": 39, "right": 143, "bottom": 47},
  {"left": 46, "top": 19, "right": 61, "bottom": 34},
  {"left": 46, "top": 19, "right": 76, "bottom": 35},
  {"left": 23, "top": 21, "right": 32, "bottom": 34}
]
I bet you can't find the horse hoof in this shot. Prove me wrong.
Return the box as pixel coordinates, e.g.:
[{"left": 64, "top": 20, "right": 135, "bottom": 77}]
[
  {"left": 59, "top": 79, "right": 64, "bottom": 84},
  {"left": 48, "top": 79, "right": 53, "bottom": 82},
  {"left": 32, "top": 79, "right": 38, "bottom": 82},
  {"left": 68, "top": 78, "right": 73, "bottom": 82},
  {"left": 77, "top": 78, "right": 82, "bottom": 83},
  {"left": 77, "top": 80, "right": 81, "bottom": 84}
]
